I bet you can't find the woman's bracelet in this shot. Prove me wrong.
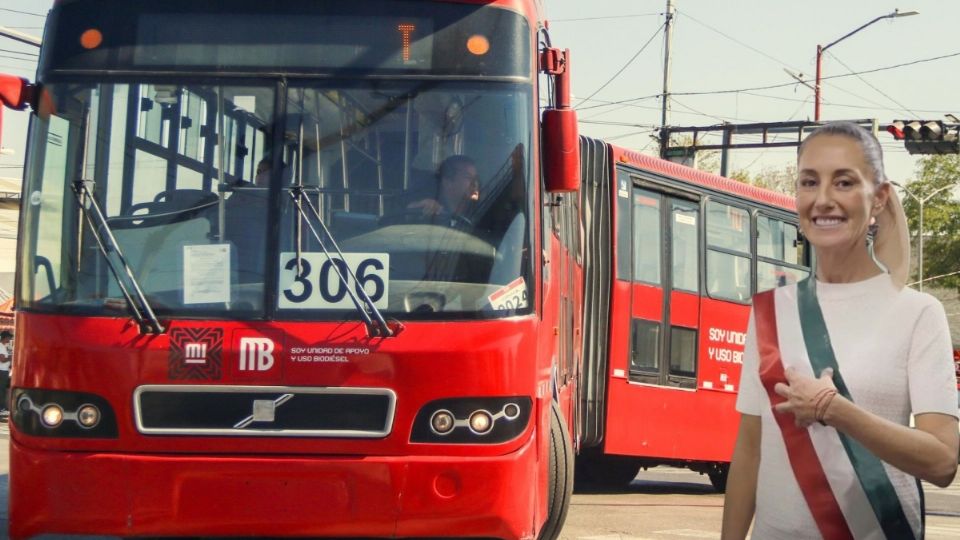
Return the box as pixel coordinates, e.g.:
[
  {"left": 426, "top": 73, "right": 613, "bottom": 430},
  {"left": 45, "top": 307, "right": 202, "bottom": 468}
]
[{"left": 815, "top": 389, "right": 838, "bottom": 426}]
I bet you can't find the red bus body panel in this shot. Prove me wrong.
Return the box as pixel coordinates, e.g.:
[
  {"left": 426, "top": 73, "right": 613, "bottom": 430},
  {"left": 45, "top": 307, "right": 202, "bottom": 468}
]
[
  {"left": 11, "top": 437, "right": 537, "bottom": 538},
  {"left": 9, "top": 312, "right": 552, "bottom": 538}
]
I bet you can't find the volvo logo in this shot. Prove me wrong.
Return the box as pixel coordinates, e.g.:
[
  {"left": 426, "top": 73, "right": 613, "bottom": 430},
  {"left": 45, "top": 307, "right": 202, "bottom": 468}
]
[{"left": 233, "top": 394, "right": 294, "bottom": 428}]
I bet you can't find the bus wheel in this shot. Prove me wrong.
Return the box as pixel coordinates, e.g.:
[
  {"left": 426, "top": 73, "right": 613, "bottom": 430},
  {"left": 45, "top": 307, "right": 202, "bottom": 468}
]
[
  {"left": 575, "top": 456, "right": 640, "bottom": 488},
  {"left": 707, "top": 463, "right": 729, "bottom": 493},
  {"left": 538, "top": 401, "right": 574, "bottom": 540}
]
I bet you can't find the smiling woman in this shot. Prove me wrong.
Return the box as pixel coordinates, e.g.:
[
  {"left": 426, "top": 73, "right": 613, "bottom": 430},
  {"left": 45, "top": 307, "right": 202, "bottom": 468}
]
[{"left": 722, "top": 122, "right": 959, "bottom": 540}]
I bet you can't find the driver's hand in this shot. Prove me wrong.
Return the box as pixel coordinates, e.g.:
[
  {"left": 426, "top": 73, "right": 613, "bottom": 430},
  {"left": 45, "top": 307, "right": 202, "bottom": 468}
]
[{"left": 408, "top": 198, "right": 442, "bottom": 216}]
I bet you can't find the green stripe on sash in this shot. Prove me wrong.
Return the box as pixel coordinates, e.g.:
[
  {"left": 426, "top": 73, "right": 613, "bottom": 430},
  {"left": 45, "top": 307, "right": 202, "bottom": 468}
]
[{"left": 797, "top": 277, "right": 915, "bottom": 540}]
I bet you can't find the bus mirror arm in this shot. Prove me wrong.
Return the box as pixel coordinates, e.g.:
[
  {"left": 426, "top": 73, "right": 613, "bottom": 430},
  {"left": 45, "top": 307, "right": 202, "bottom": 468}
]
[{"left": 539, "top": 49, "right": 580, "bottom": 193}]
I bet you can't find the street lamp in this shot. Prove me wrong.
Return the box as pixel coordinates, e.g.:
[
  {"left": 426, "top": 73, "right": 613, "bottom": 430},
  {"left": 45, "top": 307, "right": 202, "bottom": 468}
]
[
  {"left": 815, "top": 9, "right": 918, "bottom": 121},
  {"left": 891, "top": 181, "right": 957, "bottom": 292}
]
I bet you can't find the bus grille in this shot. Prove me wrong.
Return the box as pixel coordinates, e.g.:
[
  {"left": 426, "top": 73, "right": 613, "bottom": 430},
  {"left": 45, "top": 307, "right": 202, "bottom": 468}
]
[{"left": 134, "top": 385, "right": 396, "bottom": 437}]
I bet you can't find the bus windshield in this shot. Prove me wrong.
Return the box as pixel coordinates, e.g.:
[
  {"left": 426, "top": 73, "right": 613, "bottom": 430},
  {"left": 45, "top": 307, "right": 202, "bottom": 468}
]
[{"left": 18, "top": 79, "right": 533, "bottom": 321}]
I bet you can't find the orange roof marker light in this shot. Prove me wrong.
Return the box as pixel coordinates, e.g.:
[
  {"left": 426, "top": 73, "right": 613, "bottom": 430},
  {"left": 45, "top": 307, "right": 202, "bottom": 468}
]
[
  {"left": 80, "top": 29, "right": 103, "bottom": 50},
  {"left": 466, "top": 34, "right": 490, "bottom": 56}
]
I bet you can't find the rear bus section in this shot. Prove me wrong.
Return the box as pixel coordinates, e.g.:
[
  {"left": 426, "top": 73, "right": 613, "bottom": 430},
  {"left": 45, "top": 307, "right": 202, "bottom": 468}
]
[
  {"left": 4, "top": 0, "right": 580, "bottom": 537},
  {"left": 575, "top": 140, "right": 810, "bottom": 491}
]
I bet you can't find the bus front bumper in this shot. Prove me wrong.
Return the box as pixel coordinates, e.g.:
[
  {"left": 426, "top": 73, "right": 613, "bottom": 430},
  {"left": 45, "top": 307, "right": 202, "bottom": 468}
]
[{"left": 9, "top": 436, "right": 538, "bottom": 540}]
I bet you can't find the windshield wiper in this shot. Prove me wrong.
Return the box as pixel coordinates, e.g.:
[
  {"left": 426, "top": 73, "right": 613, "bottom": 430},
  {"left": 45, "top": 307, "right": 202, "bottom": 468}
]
[
  {"left": 72, "top": 179, "right": 165, "bottom": 335},
  {"left": 287, "top": 186, "right": 397, "bottom": 338}
]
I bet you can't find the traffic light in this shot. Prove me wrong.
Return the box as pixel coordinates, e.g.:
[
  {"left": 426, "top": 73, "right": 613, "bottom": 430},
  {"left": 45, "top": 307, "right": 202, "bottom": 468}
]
[{"left": 886, "top": 120, "right": 960, "bottom": 155}]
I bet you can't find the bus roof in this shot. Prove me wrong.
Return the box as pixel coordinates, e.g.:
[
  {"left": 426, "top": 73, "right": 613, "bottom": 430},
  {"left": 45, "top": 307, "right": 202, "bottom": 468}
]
[
  {"left": 610, "top": 144, "right": 797, "bottom": 213},
  {"left": 440, "top": 0, "right": 544, "bottom": 23}
]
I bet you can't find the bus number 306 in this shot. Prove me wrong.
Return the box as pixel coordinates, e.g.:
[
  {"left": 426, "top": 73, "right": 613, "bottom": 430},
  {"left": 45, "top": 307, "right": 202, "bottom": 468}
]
[{"left": 278, "top": 253, "right": 390, "bottom": 310}]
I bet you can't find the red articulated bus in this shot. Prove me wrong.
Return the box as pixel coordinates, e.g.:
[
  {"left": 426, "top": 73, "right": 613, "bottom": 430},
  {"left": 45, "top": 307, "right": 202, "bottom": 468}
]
[
  {"left": 0, "top": 0, "right": 811, "bottom": 537},
  {"left": 954, "top": 345, "right": 959, "bottom": 398},
  {"left": 573, "top": 140, "right": 811, "bottom": 492},
  {"left": 0, "top": 0, "right": 583, "bottom": 538}
]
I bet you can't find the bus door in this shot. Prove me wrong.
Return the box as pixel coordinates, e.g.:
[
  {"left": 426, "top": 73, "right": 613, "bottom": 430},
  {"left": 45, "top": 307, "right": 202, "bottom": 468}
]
[{"left": 628, "top": 185, "right": 700, "bottom": 389}]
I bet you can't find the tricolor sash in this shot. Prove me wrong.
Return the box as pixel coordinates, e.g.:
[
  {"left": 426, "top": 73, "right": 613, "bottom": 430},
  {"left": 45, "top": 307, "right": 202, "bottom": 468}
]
[{"left": 753, "top": 279, "right": 917, "bottom": 540}]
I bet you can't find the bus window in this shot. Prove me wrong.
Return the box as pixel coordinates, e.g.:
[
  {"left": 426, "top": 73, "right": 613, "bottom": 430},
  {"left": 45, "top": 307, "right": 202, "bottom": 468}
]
[
  {"left": 706, "top": 201, "right": 751, "bottom": 302},
  {"left": 671, "top": 201, "right": 698, "bottom": 292},
  {"left": 18, "top": 82, "right": 277, "bottom": 315},
  {"left": 630, "top": 319, "right": 660, "bottom": 373},
  {"left": 276, "top": 82, "right": 533, "bottom": 316},
  {"left": 632, "top": 189, "right": 661, "bottom": 285},
  {"left": 669, "top": 326, "right": 697, "bottom": 377},
  {"left": 757, "top": 215, "right": 809, "bottom": 292}
]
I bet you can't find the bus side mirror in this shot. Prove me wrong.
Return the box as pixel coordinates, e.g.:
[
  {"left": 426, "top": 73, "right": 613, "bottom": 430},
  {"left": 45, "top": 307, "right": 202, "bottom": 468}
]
[
  {"left": 0, "top": 74, "right": 34, "bottom": 149},
  {"left": 542, "top": 108, "right": 580, "bottom": 192},
  {"left": 540, "top": 48, "right": 580, "bottom": 193}
]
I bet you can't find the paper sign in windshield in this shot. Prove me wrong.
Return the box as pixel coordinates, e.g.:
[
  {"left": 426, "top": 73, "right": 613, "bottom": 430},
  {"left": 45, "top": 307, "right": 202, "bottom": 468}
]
[
  {"left": 488, "top": 276, "right": 528, "bottom": 310},
  {"left": 184, "top": 244, "right": 231, "bottom": 304}
]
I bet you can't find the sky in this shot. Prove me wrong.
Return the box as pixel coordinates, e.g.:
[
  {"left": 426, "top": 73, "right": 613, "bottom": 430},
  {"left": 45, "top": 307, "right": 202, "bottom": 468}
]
[
  {"left": 2, "top": 0, "right": 960, "bottom": 191},
  {"left": 542, "top": 0, "right": 960, "bottom": 187}
]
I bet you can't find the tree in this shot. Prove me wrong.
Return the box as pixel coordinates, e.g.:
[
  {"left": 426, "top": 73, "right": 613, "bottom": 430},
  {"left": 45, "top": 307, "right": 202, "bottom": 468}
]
[
  {"left": 666, "top": 135, "right": 720, "bottom": 174},
  {"left": 899, "top": 154, "right": 960, "bottom": 292},
  {"left": 729, "top": 164, "right": 797, "bottom": 196}
]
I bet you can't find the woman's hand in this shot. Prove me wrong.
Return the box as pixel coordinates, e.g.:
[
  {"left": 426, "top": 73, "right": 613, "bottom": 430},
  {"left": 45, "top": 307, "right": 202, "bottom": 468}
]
[{"left": 773, "top": 367, "right": 838, "bottom": 428}]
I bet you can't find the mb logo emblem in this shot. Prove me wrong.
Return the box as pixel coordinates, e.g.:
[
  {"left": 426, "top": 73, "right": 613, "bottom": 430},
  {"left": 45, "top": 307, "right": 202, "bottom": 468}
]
[{"left": 239, "top": 337, "right": 275, "bottom": 371}]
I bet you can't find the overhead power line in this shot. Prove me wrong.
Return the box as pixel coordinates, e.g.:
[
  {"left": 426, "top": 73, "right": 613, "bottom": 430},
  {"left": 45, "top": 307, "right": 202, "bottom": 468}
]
[
  {"left": 579, "top": 120, "right": 658, "bottom": 128},
  {"left": 580, "top": 50, "right": 960, "bottom": 113},
  {"left": 742, "top": 90, "right": 956, "bottom": 115},
  {"left": 0, "top": 7, "right": 46, "bottom": 17},
  {"left": 576, "top": 94, "right": 662, "bottom": 112},
  {"left": 0, "top": 54, "right": 36, "bottom": 63},
  {"left": 680, "top": 51, "right": 960, "bottom": 97},
  {"left": 604, "top": 129, "right": 657, "bottom": 142},
  {"left": 674, "top": 8, "right": 802, "bottom": 74},
  {"left": 551, "top": 13, "right": 662, "bottom": 23},
  {"left": 0, "top": 47, "right": 38, "bottom": 57},
  {"left": 574, "top": 22, "right": 665, "bottom": 108},
  {"left": 671, "top": 98, "right": 728, "bottom": 123},
  {"left": 825, "top": 50, "right": 920, "bottom": 119}
]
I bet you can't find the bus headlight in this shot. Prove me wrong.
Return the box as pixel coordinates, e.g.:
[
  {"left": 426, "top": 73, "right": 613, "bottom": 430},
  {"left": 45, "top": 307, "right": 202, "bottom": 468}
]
[
  {"left": 11, "top": 389, "right": 118, "bottom": 438},
  {"left": 430, "top": 410, "right": 456, "bottom": 435},
  {"left": 77, "top": 404, "right": 101, "bottom": 428},
  {"left": 411, "top": 397, "right": 532, "bottom": 444},
  {"left": 468, "top": 410, "right": 493, "bottom": 434},
  {"left": 41, "top": 405, "right": 64, "bottom": 428}
]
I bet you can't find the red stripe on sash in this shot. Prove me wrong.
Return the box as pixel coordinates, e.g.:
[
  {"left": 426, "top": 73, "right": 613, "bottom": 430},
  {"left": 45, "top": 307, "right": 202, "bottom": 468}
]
[{"left": 753, "top": 290, "right": 854, "bottom": 540}]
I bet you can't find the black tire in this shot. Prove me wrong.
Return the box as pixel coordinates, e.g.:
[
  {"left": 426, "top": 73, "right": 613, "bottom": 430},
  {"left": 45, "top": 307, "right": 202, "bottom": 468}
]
[
  {"left": 707, "top": 463, "right": 730, "bottom": 493},
  {"left": 575, "top": 455, "right": 641, "bottom": 488},
  {"left": 538, "top": 402, "right": 574, "bottom": 540}
]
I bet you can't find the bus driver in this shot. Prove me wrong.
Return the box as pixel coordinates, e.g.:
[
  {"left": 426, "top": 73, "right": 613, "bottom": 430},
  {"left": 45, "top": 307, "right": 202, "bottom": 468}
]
[{"left": 405, "top": 155, "right": 480, "bottom": 227}]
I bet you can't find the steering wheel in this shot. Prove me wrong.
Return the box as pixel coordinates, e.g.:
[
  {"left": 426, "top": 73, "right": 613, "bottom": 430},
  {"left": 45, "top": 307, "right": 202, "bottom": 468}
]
[{"left": 398, "top": 207, "right": 473, "bottom": 229}]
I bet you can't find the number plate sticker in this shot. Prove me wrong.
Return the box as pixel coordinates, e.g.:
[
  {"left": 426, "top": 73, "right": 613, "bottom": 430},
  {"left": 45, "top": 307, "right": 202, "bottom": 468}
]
[
  {"left": 279, "top": 252, "right": 389, "bottom": 310},
  {"left": 488, "top": 276, "right": 529, "bottom": 310}
]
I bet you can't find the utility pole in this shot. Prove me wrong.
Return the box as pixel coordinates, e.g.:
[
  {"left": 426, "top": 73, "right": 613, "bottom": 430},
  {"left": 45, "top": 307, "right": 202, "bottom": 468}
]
[{"left": 658, "top": 0, "right": 675, "bottom": 156}]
